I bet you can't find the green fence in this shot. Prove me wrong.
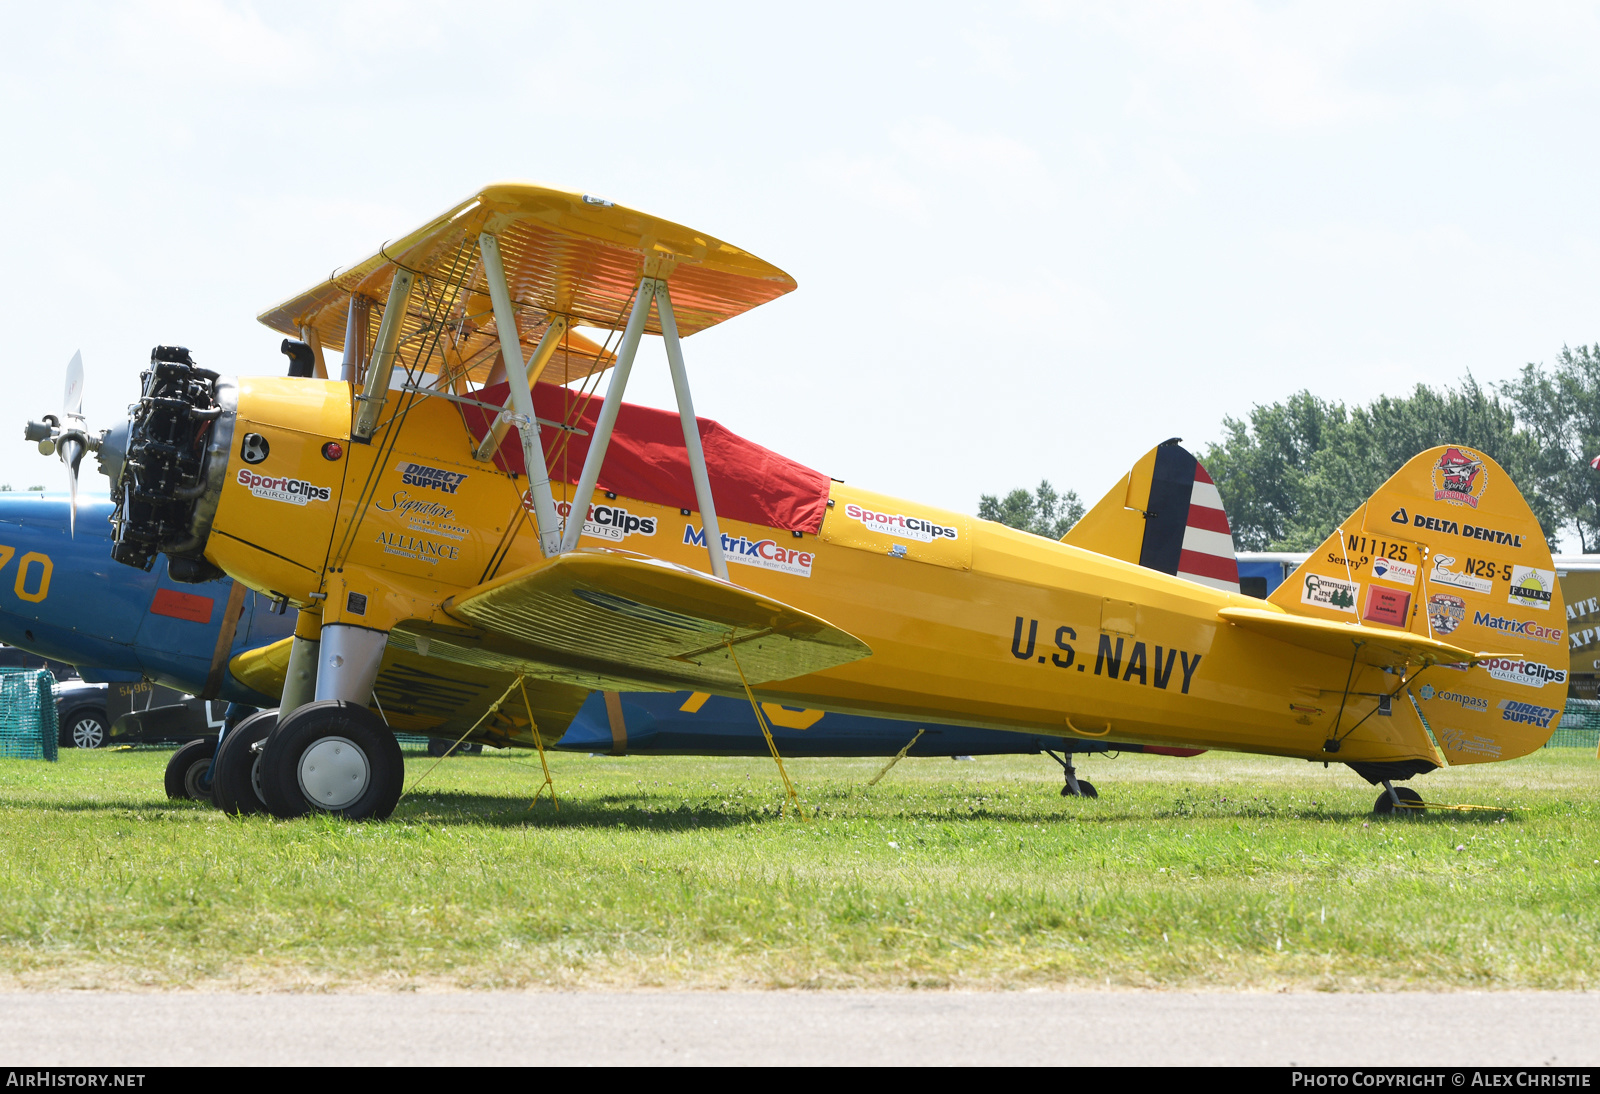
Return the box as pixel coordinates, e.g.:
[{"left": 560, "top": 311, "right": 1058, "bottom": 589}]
[
  {"left": 0, "top": 670, "right": 58, "bottom": 761},
  {"left": 1547, "top": 699, "right": 1600, "bottom": 750}
]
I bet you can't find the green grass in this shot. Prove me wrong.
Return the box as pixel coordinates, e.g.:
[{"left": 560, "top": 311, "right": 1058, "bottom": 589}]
[{"left": 0, "top": 745, "right": 1596, "bottom": 991}]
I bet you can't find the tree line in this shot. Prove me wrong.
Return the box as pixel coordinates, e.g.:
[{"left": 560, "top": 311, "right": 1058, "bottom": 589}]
[{"left": 981, "top": 345, "right": 1600, "bottom": 553}]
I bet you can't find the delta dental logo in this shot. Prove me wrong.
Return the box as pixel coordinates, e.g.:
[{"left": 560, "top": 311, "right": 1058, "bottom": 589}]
[
  {"left": 683, "top": 525, "right": 814, "bottom": 577},
  {"left": 1479, "top": 656, "right": 1567, "bottom": 688},
  {"left": 1432, "top": 447, "right": 1487, "bottom": 509},
  {"left": 1471, "top": 610, "right": 1563, "bottom": 644},
  {"left": 1507, "top": 565, "right": 1555, "bottom": 611},
  {"left": 236, "top": 468, "right": 331, "bottom": 506},
  {"left": 554, "top": 500, "right": 657, "bottom": 543},
  {"left": 1416, "top": 684, "right": 1489, "bottom": 712},
  {"left": 844, "top": 503, "right": 959, "bottom": 544},
  {"left": 1498, "top": 699, "right": 1561, "bottom": 728},
  {"left": 396, "top": 461, "right": 467, "bottom": 494}
]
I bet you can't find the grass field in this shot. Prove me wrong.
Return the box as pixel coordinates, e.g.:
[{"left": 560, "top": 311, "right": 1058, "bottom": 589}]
[{"left": 0, "top": 744, "right": 1596, "bottom": 992}]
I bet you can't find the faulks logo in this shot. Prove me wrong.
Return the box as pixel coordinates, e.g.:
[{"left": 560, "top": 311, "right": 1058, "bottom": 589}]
[
  {"left": 1480, "top": 656, "right": 1567, "bottom": 688},
  {"left": 553, "top": 500, "right": 657, "bottom": 543},
  {"left": 1498, "top": 699, "right": 1561, "bottom": 728},
  {"left": 1432, "top": 447, "right": 1487, "bottom": 508},
  {"left": 1471, "top": 610, "right": 1563, "bottom": 644},
  {"left": 396, "top": 461, "right": 467, "bottom": 493},
  {"left": 236, "top": 468, "right": 331, "bottom": 506},
  {"left": 684, "top": 525, "right": 814, "bottom": 578},
  {"left": 844, "top": 503, "right": 958, "bottom": 544},
  {"left": 1507, "top": 565, "right": 1555, "bottom": 611}
]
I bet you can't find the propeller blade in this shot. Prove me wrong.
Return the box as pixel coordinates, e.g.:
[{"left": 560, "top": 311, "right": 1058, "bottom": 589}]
[
  {"left": 60, "top": 436, "right": 83, "bottom": 538},
  {"left": 63, "top": 351, "right": 84, "bottom": 420}
]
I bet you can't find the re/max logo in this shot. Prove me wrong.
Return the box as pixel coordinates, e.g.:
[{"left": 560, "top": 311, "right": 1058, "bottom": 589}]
[{"left": 1009, "top": 617, "right": 1202, "bottom": 694}]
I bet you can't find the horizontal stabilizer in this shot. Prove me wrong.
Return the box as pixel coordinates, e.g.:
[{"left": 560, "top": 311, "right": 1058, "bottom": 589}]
[
  {"left": 1217, "top": 606, "right": 1480, "bottom": 671},
  {"left": 440, "top": 548, "right": 870, "bottom": 693}
]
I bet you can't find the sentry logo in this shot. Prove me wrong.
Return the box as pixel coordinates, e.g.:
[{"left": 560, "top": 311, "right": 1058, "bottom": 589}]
[
  {"left": 236, "top": 468, "right": 331, "bottom": 506},
  {"left": 396, "top": 461, "right": 467, "bottom": 493},
  {"left": 844, "top": 503, "right": 958, "bottom": 544}
]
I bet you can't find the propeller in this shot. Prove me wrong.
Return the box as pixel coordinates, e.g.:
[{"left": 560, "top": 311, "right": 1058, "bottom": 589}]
[{"left": 22, "top": 352, "right": 99, "bottom": 537}]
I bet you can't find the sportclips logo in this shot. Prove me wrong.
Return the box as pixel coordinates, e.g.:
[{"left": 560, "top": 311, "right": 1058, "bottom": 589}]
[
  {"left": 684, "top": 525, "right": 814, "bottom": 578},
  {"left": 1480, "top": 656, "right": 1567, "bottom": 689},
  {"left": 554, "top": 500, "right": 657, "bottom": 542},
  {"left": 236, "top": 469, "right": 331, "bottom": 506},
  {"left": 844, "top": 503, "right": 958, "bottom": 544}
]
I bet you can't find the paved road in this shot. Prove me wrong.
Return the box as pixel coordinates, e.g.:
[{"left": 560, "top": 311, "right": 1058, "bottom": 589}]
[{"left": 0, "top": 991, "right": 1593, "bottom": 1066}]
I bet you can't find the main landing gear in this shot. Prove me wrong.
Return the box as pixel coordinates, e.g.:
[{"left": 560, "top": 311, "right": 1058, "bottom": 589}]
[
  {"left": 164, "top": 738, "right": 217, "bottom": 801},
  {"left": 211, "top": 709, "right": 278, "bottom": 814},
  {"left": 257, "top": 701, "right": 404, "bottom": 820},
  {"left": 1043, "top": 749, "right": 1098, "bottom": 798}
]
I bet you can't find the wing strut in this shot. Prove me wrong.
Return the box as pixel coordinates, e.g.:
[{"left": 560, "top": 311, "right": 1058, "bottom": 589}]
[
  {"left": 555, "top": 272, "right": 730, "bottom": 579},
  {"left": 477, "top": 232, "right": 564, "bottom": 558}
]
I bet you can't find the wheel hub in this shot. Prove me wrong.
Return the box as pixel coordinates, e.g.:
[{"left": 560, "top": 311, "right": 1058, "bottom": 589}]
[
  {"left": 296, "top": 736, "right": 370, "bottom": 811},
  {"left": 72, "top": 719, "right": 103, "bottom": 748},
  {"left": 182, "top": 758, "right": 212, "bottom": 800}
]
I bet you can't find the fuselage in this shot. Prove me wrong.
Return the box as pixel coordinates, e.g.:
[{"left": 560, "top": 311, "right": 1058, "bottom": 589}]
[{"left": 188, "top": 376, "right": 1424, "bottom": 768}]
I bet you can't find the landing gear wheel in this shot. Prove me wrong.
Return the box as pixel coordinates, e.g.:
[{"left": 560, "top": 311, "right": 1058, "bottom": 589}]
[
  {"left": 1061, "top": 779, "right": 1098, "bottom": 799},
  {"left": 1373, "top": 785, "right": 1424, "bottom": 815},
  {"left": 259, "top": 701, "right": 403, "bottom": 820},
  {"left": 164, "top": 738, "right": 217, "bottom": 801},
  {"left": 212, "top": 709, "right": 278, "bottom": 815}
]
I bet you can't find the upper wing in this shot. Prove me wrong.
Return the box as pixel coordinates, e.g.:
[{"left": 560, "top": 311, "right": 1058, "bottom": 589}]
[
  {"left": 1216, "top": 605, "right": 1480, "bottom": 670},
  {"left": 256, "top": 182, "right": 796, "bottom": 387},
  {"left": 421, "top": 547, "right": 870, "bottom": 693}
]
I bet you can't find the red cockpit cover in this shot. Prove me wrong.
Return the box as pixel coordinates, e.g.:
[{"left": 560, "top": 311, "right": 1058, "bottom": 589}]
[{"left": 461, "top": 381, "right": 830, "bottom": 534}]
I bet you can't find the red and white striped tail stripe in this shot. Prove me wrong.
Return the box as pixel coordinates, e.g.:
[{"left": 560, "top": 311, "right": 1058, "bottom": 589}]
[{"left": 1176, "top": 464, "right": 1240, "bottom": 593}]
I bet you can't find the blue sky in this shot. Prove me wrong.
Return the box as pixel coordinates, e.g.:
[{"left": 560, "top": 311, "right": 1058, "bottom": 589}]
[{"left": 3, "top": 1, "right": 1597, "bottom": 514}]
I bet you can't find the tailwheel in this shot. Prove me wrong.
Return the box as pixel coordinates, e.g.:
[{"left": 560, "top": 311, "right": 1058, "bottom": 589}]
[
  {"left": 259, "top": 700, "right": 404, "bottom": 820},
  {"left": 1061, "top": 779, "right": 1098, "bottom": 799},
  {"left": 212, "top": 709, "right": 278, "bottom": 815},
  {"left": 164, "top": 738, "right": 217, "bottom": 802},
  {"left": 1373, "top": 783, "right": 1425, "bottom": 816},
  {"left": 1044, "top": 749, "right": 1098, "bottom": 798}
]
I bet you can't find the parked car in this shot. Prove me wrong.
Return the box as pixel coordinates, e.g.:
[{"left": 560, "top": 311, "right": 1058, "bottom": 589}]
[{"left": 55, "top": 679, "right": 110, "bottom": 749}]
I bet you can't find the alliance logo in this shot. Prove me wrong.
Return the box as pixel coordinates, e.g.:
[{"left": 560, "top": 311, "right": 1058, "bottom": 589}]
[
  {"left": 1428, "top": 592, "right": 1466, "bottom": 636},
  {"left": 1432, "top": 447, "right": 1487, "bottom": 509},
  {"left": 843, "top": 503, "right": 959, "bottom": 544},
  {"left": 395, "top": 461, "right": 467, "bottom": 494},
  {"left": 236, "top": 468, "right": 331, "bottom": 506}
]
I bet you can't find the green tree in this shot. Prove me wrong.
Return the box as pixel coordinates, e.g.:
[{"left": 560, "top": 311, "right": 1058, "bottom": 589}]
[
  {"left": 1499, "top": 345, "right": 1600, "bottom": 551},
  {"left": 1203, "top": 381, "right": 1558, "bottom": 552},
  {"left": 977, "top": 480, "right": 1085, "bottom": 540}
]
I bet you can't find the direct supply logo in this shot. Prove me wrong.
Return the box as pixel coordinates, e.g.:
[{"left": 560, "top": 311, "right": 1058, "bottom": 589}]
[
  {"left": 684, "top": 525, "right": 814, "bottom": 577},
  {"left": 1498, "top": 699, "right": 1561, "bottom": 728},
  {"left": 844, "top": 503, "right": 959, "bottom": 544},
  {"left": 1479, "top": 656, "right": 1567, "bottom": 689},
  {"left": 396, "top": 461, "right": 467, "bottom": 494},
  {"left": 236, "top": 468, "right": 331, "bottom": 506}
]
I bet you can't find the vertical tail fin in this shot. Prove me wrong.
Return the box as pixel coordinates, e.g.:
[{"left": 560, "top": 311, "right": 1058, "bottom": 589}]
[{"left": 1062, "top": 440, "right": 1240, "bottom": 591}]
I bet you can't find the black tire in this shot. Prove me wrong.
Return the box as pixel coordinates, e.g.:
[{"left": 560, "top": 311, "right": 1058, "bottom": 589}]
[
  {"left": 164, "top": 738, "right": 217, "bottom": 801},
  {"left": 63, "top": 709, "right": 110, "bottom": 749},
  {"left": 1373, "top": 785, "right": 1425, "bottom": 815},
  {"left": 259, "top": 701, "right": 404, "bottom": 820},
  {"left": 1061, "top": 779, "right": 1099, "bottom": 798},
  {"left": 212, "top": 709, "right": 278, "bottom": 815}
]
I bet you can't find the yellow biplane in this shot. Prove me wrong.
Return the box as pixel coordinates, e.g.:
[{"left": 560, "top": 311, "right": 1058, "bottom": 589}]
[{"left": 33, "top": 183, "right": 1569, "bottom": 818}]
